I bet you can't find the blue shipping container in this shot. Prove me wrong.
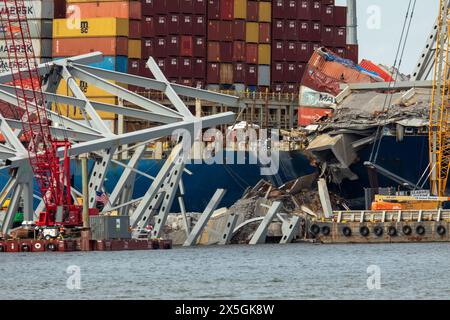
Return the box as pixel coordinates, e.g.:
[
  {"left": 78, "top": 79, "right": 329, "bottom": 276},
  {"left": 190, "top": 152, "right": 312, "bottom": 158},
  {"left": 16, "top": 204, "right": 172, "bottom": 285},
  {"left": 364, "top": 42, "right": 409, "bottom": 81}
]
[{"left": 89, "top": 56, "right": 128, "bottom": 73}]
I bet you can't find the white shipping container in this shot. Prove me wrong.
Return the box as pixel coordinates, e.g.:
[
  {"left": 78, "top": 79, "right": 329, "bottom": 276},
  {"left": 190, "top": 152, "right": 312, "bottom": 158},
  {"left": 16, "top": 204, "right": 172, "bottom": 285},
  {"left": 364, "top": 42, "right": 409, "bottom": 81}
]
[
  {"left": 0, "top": 38, "right": 52, "bottom": 58},
  {"left": 0, "top": 19, "right": 53, "bottom": 38},
  {"left": 0, "top": 0, "right": 54, "bottom": 19},
  {"left": 0, "top": 57, "right": 51, "bottom": 74}
]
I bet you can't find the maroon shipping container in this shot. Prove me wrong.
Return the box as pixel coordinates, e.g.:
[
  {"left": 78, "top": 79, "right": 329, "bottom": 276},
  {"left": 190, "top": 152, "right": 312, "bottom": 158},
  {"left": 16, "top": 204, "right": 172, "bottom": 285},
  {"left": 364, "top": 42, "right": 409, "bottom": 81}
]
[
  {"left": 194, "top": 37, "right": 206, "bottom": 57},
  {"left": 142, "top": 38, "right": 154, "bottom": 58},
  {"left": 207, "top": 62, "right": 220, "bottom": 83},
  {"left": 156, "top": 58, "right": 166, "bottom": 73},
  {"left": 284, "top": 0, "right": 297, "bottom": 19},
  {"left": 128, "top": 59, "right": 141, "bottom": 76},
  {"left": 208, "top": 21, "right": 220, "bottom": 41},
  {"left": 194, "top": 15, "right": 206, "bottom": 35},
  {"left": 247, "top": 1, "right": 258, "bottom": 21},
  {"left": 298, "top": 0, "right": 311, "bottom": 20},
  {"left": 298, "top": 42, "right": 312, "bottom": 61},
  {"left": 246, "top": 65, "right": 257, "bottom": 85},
  {"left": 311, "top": 1, "right": 322, "bottom": 20},
  {"left": 272, "top": 62, "right": 284, "bottom": 82},
  {"left": 322, "top": 0, "right": 334, "bottom": 5},
  {"left": 208, "top": 0, "right": 220, "bottom": 19},
  {"left": 194, "top": 0, "right": 206, "bottom": 14},
  {"left": 272, "top": 0, "right": 285, "bottom": 19},
  {"left": 322, "top": 26, "right": 334, "bottom": 46},
  {"left": 310, "top": 21, "right": 322, "bottom": 41},
  {"left": 233, "top": 20, "right": 246, "bottom": 41},
  {"left": 155, "top": 37, "right": 166, "bottom": 57},
  {"left": 141, "top": 17, "right": 154, "bottom": 38},
  {"left": 194, "top": 58, "right": 206, "bottom": 78},
  {"left": 246, "top": 43, "right": 258, "bottom": 64},
  {"left": 155, "top": 16, "right": 168, "bottom": 35},
  {"left": 220, "top": 0, "right": 233, "bottom": 20},
  {"left": 233, "top": 41, "right": 246, "bottom": 61},
  {"left": 312, "top": 43, "right": 321, "bottom": 52},
  {"left": 298, "top": 21, "right": 310, "bottom": 41},
  {"left": 166, "top": 57, "right": 179, "bottom": 78},
  {"left": 345, "top": 44, "right": 358, "bottom": 63},
  {"left": 220, "top": 42, "right": 233, "bottom": 62},
  {"left": 285, "top": 41, "right": 297, "bottom": 61},
  {"left": 181, "top": 15, "right": 193, "bottom": 34},
  {"left": 286, "top": 62, "right": 297, "bottom": 82},
  {"left": 166, "top": 36, "right": 180, "bottom": 56},
  {"left": 168, "top": 15, "right": 180, "bottom": 34},
  {"left": 334, "top": 47, "right": 345, "bottom": 57},
  {"left": 322, "top": 5, "right": 334, "bottom": 25},
  {"left": 259, "top": 23, "right": 270, "bottom": 43},
  {"left": 54, "top": 0, "right": 66, "bottom": 18},
  {"left": 180, "top": 0, "right": 193, "bottom": 13},
  {"left": 233, "top": 62, "right": 246, "bottom": 83},
  {"left": 207, "top": 42, "right": 220, "bottom": 61},
  {"left": 298, "top": 63, "right": 306, "bottom": 80},
  {"left": 286, "top": 20, "right": 298, "bottom": 41},
  {"left": 166, "top": 0, "right": 180, "bottom": 12},
  {"left": 335, "top": 27, "right": 346, "bottom": 46},
  {"left": 141, "top": 0, "right": 154, "bottom": 16},
  {"left": 154, "top": 0, "right": 166, "bottom": 14},
  {"left": 179, "top": 57, "right": 193, "bottom": 77},
  {"left": 334, "top": 6, "right": 347, "bottom": 26},
  {"left": 273, "top": 20, "right": 284, "bottom": 40},
  {"left": 180, "top": 35, "right": 193, "bottom": 56},
  {"left": 220, "top": 20, "right": 233, "bottom": 41},
  {"left": 272, "top": 41, "right": 284, "bottom": 61},
  {"left": 129, "top": 20, "right": 141, "bottom": 39}
]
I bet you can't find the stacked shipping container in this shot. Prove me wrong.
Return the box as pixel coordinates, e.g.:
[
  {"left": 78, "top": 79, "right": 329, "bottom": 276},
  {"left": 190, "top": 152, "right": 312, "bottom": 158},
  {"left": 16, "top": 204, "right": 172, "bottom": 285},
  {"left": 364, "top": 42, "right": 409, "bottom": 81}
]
[{"left": 52, "top": 0, "right": 143, "bottom": 119}]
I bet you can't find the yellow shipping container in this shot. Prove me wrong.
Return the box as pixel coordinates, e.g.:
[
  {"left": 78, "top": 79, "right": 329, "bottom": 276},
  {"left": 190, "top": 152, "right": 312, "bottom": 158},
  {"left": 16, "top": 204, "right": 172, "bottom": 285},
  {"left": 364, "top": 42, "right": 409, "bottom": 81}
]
[
  {"left": 234, "top": 0, "right": 247, "bottom": 19},
  {"left": 258, "top": 44, "right": 271, "bottom": 65},
  {"left": 57, "top": 78, "right": 126, "bottom": 98},
  {"left": 53, "top": 97, "right": 118, "bottom": 120},
  {"left": 258, "top": 2, "right": 271, "bottom": 22},
  {"left": 246, "top": 22, "right": 259, "bottom": 43},
  {"left": 128, "top": 39, "right": 141, "bottom": 59},
  {"left": 53, "top": 18, "right": 129, "bottom": 38}
]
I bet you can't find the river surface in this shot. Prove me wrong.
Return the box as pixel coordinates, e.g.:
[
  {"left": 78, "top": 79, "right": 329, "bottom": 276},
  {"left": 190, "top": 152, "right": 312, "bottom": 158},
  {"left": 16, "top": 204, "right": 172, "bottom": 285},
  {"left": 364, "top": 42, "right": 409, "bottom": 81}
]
[{"left": 1, "top": 243, "right": 449, "bottom": 300}]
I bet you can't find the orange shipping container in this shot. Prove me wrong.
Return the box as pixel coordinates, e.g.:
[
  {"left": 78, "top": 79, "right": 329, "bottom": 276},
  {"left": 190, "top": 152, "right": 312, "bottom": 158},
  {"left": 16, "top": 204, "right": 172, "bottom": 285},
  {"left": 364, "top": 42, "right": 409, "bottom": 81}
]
[
  {"left": 66, "top": 1, "right": 142, "bottom": 20},
  {"left": 52, "top": 37, "right": 129, "bottom": 57},
  {"left": 298, "top": 106, "right": 333, "bottom": 126}
]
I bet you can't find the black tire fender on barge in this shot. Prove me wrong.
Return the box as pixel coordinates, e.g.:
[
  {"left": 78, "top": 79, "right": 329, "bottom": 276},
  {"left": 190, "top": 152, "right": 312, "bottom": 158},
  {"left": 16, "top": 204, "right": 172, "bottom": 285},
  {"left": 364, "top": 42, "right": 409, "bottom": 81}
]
[
  {"left": 21, "top": 244, "right": 30, "bottom": 252},
  {"left": 402, "top": 225, "right": 412, "bottom": 235},
  {"left": 310, "top": 224, "right": 320, "bottom": 236},
  {"left": 342, "top": 226, "right": 352, "bottom": 237},
  {"left": 46, "top": 242, "right": 56, "bottom": 252},
  {"left": 0, "top": 244, "right": 4, "bottom": 252},
  {"left": 436, "top": 225, "right": 446, "bottom": 236},
  {"left": 416, "top": 225, "right": 426, "bottom": 236},
  {"left": 374, "top": 226, "right": 384, "bottom": 237},
  {"left": 388, "top": 226, "right": 397, "bottom": 237},
  {"left": 359, "top": 226, "right": 370, "bottom": 237},
  {"left": 321, "top": 226, "right": 331, "bottom": 236}
]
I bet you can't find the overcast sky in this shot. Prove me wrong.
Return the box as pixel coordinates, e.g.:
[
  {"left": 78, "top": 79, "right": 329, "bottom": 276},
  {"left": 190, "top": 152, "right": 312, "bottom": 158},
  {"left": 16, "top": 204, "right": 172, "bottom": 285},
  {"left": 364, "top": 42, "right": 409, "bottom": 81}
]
[{"left": 335, "top": 0, "right": 438, "bottom": 74}]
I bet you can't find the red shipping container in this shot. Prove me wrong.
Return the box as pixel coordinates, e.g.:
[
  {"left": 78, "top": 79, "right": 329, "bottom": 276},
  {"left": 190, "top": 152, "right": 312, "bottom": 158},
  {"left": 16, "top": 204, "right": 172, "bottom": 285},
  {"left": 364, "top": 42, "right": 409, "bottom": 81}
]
[
  {"left": 322, "top": 26, "right": 334, "bottom": 46},
  {"left": 220, "top": 42, "right": 233, "bottom": 62},
  {"left": 168, "top": 15, "right": 180, "bottom": 34},
  {"left": 154, "top": 0, "right": 166, "bottom": 14},
  {"left": 335, "top": 27, "right": 346, "bottom": 46},
  {"left": 246, "top": 43, "right": 258, "bottom": 64},
  {"left": 272, "top": 62, "right": 284, "bottom": 82},
  {"left": 298, "top": 42, "right": 312, "bottom": 62},
  {"left": 334, "top": 47, "right": 346, "bottom": 57},
  {"left": 311, "top": 21, "right": 322, "bottom": 41},
  {"left": 311, "top": 1, "right": 322, "bottom": 20},
  {"left": 298, "top": 63, "right": 306, "bottom": 79},
  {"left": 194, "top": 15, "right": 206, "bottom": 35},
  {"left": 156, "top": 58, "right": 166, "bottom": 74},
  {"left": 322, "top": 0, "right": 334, "bottom": 4},
  {"left": 208, "top": 20, "right": 220, "bottom": 41},
  {"left": 233, "top": 62, "right": 246, "bottom": 83},
  {"left": 155, "top": 37, "right": 166, "bottom": 57},
  {"left": 166, "top": 0, "right": 180, "bottom": 12},
  {"left": 272, "top": 41, "right": 285, "bottom": 61},
  {"left": 142, "top": 0, "right": 154, "bottom": 16},
  {"left": 180, "top": 0, "right": 194, "bottom": 13},
  {"left": 259, "top": 23, "right": 270, "bottom": 43},
  {"left": 247, "top": 1, "right": 258, "bottom": 21},
  {"left": 194, "top": 0, "right": 206, "bottom": 14},
  {"left": 285, "top": 41, "right": 297, "bottom": 61},
  {"left": 298, "top": 107, "right": 333, "bottom": 126},
  {"left": 220, "top": 21, "right": 233, "bottom": 41},
  {"left": 272, "top": 0, "right": 285, "bottom": 19},
  {"left": 298, "top": 21, "right": 310, "bottom": 41},
  {"left": 166, "top": 57, "right": 179, "bottom": 78},
  {"left": 273, "top": 20, "right": 285, "bottom": 40},
  {"left": 167, "top": 36, "right": 180, "bottom": 56},
  {"left": 334, "top": 6, "right": 347, "bottom": 26},
  {"left": 345, "top": 44, "right": 358, "bottom": 63},
  {"left": 180, "top": 35, "right": 193, "bottom": 56},
  {"left": 233, "top": 41, "right": 246, "bottom": 61},
  {"left": 155, "top": 15, "right": 168, "bottom": 35},
  {"left": 284, "top": 0, "right": 297, "bottom": 19},
  {"left": 233, "top": 20, "right": 246, "bottom": 41},
  {"left": 193, "top": 79, "right": 204, "bottom": 88},
  {"left": 286, "top": 20, "right": 299, "bottom": 41},
  {"left": 54, "top": 0, "right": 66, "bottom": 18},
  {"left": 142, "top": 38, "right": 154, "bottom": 58},
  {"left": 322, "top": 5, "right": 334, "bottom": 25},
  {"left": 285, "top": 83, "right": 298, "bottom": 94},
  {"left": 246, "top": 65, "right": 257, "bottom": 85},
  {"left": 181, "top": 15, "right": 193, "bottom": 34},
  {"left": 220, "top": 0, "right": 233, "bottom": 20},
  {"left": 179, "top": 57, "right": 193, "bottom": 77},
  {"left": 129, "top": 20, "right": 142, "bottom": 39},
  {"left": 207, "top": 42, "right": 220, "bottom": 61},
  {"left": 272, "top": 83, "right": 283, "bottom": 93},
  {"left": 194, "top": 37, "right": 206, "bottom": 56},
  {"left": 180, "top": 78, "right": 193, "bottom": 87},
  {"left": 208, "top": 0, "right": 220, "bottom": 19},
  {"left": 128, "top": 59, "right": 141, "bottom": 76},
  {"left": 141, "top": 17, "right": 154, "bottom": 38},
  {"left": 194, "top": 57, "right": 206, "bottom": 78},
  {"left": 298, "top": 0, "right": 311, "bottom": 20},
  {"left": 207, "top": 62, "right": 220, "bottom": 83},
  {"left": 286, "top": 62, "right": 297, "bottom": 82}
]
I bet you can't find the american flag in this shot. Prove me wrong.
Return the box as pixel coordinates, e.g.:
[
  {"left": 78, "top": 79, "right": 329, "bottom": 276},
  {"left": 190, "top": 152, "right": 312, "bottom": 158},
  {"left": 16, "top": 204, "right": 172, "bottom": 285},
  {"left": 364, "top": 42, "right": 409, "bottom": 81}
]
[{"left": 95, "top": 191, "right": 109, "bottom": 204}]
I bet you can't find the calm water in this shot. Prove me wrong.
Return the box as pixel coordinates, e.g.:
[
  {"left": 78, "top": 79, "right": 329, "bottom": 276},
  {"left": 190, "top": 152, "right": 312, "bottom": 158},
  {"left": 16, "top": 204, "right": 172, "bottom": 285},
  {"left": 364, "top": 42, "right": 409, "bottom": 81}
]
[{"left": 1, "top": 243, "right": 449, "bottom": 300}]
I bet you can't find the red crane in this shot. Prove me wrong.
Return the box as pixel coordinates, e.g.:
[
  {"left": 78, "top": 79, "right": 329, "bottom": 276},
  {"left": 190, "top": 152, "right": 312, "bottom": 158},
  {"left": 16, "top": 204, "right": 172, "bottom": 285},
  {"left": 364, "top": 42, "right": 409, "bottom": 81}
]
[{"left": 0, "top": 0, "right": 83, "bottom": 227}]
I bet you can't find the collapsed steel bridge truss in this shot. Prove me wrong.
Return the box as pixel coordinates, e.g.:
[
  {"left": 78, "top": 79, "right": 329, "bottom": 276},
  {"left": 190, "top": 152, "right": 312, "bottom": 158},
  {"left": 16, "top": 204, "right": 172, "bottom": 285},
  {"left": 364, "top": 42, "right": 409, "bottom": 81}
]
[{"left": 0, "top": 52, "right": 238, "bottom": 240}]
